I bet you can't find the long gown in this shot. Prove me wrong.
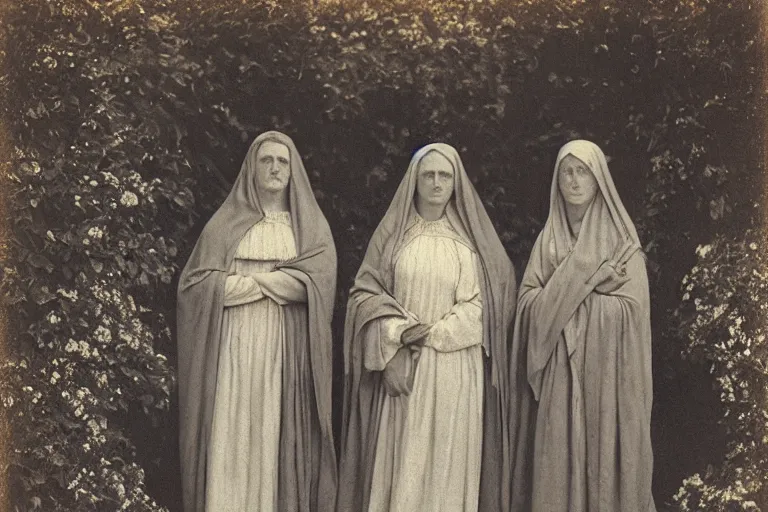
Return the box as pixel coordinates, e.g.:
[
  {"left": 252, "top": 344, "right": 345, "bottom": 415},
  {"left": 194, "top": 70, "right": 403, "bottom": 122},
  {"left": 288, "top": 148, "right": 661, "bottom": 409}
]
[
  {"left": 205, "top": 210, "right": 297, "bottom": 511},
  {"left": 365, "top": 215, "right": 485, "bottom": 512}
]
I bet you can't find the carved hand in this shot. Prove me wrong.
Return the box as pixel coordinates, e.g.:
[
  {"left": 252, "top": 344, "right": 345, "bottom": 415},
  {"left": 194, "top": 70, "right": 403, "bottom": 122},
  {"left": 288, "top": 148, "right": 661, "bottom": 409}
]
[
  {"left": 401, "top": 322, "right": 432, "bottom": 346},
  {"left": 382, "top": 346, "right": 417, "bottom": 397}
]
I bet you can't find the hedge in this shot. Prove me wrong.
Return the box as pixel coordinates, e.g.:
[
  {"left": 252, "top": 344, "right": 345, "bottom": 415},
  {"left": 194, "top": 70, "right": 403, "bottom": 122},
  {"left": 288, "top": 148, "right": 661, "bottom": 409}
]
[{"left": 0, "top": 0, "right": 763, "bottom": 510}]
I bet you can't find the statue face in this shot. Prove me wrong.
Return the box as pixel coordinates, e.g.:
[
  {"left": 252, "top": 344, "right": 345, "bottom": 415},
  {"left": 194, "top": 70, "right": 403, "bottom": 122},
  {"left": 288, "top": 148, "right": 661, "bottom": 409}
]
[
  {"left": 557, "top": 154, "right": 598, "bottom": 207},
  {"left": 416, "top": 151, "right": 455, "bottom": 209},
  {"left": 254, "top": 141, "right": 291, "bottom": 195}
]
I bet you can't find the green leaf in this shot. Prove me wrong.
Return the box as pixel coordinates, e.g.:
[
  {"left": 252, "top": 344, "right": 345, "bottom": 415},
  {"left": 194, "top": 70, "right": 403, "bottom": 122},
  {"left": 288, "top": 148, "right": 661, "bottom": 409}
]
[
  {"left": 90, "top": 259, "right": 104, "bottom": 274},
  {"left": 27, "top": 254, "right": 54, "bottom": 273}
]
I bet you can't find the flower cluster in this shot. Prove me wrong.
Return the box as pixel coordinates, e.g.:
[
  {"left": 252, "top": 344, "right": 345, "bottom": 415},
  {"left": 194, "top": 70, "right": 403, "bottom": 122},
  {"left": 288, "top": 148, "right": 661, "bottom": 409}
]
[
  {"left": 673, "top": 232, "right": 768, "bottom": 510},
  {"left": 2, "top": 0, "right": 761, "bottom": 509}
]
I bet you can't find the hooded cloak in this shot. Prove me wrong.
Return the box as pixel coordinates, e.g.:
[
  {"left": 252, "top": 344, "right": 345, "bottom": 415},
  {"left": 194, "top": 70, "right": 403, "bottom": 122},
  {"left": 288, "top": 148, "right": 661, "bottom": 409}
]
[
  {"left": 177, "top": 131, "right": 337, "bottom": 512},
  {"left": 337, "top": 143, "right": 534, "bottom": 511},
  {"left": 515, "top": 140, "right": 655, "bottom": 511}
]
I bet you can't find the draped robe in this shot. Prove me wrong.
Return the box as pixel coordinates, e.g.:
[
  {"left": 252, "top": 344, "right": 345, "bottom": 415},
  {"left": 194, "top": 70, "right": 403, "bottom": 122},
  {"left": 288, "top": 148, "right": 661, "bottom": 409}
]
[
  {"left": 177, "top": 131, "right": 337, "bottom": 512},
  {"left": 337, "top": 143, "right": 535, "bottom": 512},
  {"left": 515, "top": 140, "right": 656, "bottom": 512}
]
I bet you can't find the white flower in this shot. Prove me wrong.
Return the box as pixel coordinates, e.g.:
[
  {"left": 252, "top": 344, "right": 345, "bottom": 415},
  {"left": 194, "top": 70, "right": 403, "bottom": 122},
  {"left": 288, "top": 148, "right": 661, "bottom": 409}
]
[
  {"left": 87, "top": 226, "right": 104, "bottom": 239},
  {"left": 57, "top": 288, "right": 79, "bottom": 301},
  {"left": 120, "top": 190, "right": 139, "bottom": 207},
  {"left": 64, "top": 340, "right": 93, "bottom": 358},
  {"left": 695, "top": 244, "right": 713, "bottom": 258},
  {"left": 101, "top": 171, "right": 120, "bottom": 188},
  {"left": 119, "top": 330, "right": 139, "bottom": 349},
  {"left": 94, "top": 325, "right": 112, "bottom": 343}
]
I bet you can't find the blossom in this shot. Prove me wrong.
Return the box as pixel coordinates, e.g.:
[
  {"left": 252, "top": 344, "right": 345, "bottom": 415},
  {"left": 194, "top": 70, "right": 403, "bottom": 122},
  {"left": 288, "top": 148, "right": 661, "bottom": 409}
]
[
  {"left": 101, "top": 171, "right": 120, "bottom": 188},
  {"left": 120, "top": 190, "right": 139, "bottom": 207},
  {"left": 87, "top": 226, "right": 104, "bottom": 239},
  {"left": 696, "top": 244, "right": 712, "bottom": 258},
  {"left": 57, "top": 288, "right": 79, "bottom": 301},
  {"left": 94, "top": 325, "right": 112, "bottom": 343},
  {"left": 65, "top": 339, "right": 95, "bottom": 358}
]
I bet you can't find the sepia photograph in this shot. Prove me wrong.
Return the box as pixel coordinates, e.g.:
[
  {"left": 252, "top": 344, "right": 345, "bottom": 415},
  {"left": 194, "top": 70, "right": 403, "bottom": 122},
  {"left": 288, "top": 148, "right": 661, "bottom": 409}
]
[{"left": 0, "top": 0, "right": 764, "bottom": 510}]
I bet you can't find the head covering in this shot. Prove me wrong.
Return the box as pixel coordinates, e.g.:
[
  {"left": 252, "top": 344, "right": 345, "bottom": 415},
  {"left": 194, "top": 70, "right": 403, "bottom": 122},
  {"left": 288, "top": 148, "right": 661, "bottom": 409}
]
[
  {"left": 337, "top": 143, "right": 534, "bottom": 512},
  {"left": 520, "top": 140, "right": 643, "bottom": 398},
  {"left": 542, "top": 139, "right": 640, "bottom": 279},
  {"left": 177, "top": 131, "right": 337, "bottom": 512}
]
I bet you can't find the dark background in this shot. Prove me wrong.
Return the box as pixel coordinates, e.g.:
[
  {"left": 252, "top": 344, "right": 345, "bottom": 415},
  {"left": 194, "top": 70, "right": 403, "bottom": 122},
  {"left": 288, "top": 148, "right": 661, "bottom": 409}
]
[{"left": 1, "top": 0, "right": 765, "bottom": 510}]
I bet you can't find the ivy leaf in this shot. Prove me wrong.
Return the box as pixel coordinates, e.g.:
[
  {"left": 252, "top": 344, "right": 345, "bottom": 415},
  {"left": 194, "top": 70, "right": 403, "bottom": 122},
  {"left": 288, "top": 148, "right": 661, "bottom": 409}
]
[
  {"left": 27, "top": 254, "right": 54, "bottom": 273},
  {"left": 709, "top": 196, "right": 725, "bottom": 220},
  {"left": 90, "top": 259, "right": 104, "bottom": 274},
  {"left": 29, "top": 285, "right": 56, "bottom": 305}
]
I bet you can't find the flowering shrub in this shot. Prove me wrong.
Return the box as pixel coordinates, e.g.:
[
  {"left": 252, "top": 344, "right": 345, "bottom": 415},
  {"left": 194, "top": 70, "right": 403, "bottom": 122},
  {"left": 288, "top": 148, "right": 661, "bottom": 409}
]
[
  {"left": 1, "top": 1, "right": 197, "bottom": 509},
  {"left": 671, "top": 232, "right": 768, "bottom": 511},
  {"left": 0, "top": 0, "right": 762, "bottom": 509}
]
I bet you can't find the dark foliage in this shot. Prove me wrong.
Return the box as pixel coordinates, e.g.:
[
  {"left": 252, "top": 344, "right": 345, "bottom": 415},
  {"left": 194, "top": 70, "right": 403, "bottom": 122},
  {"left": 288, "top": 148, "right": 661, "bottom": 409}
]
[{"left": 0, "top": 0, "right": 763, "bottom": 509}]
